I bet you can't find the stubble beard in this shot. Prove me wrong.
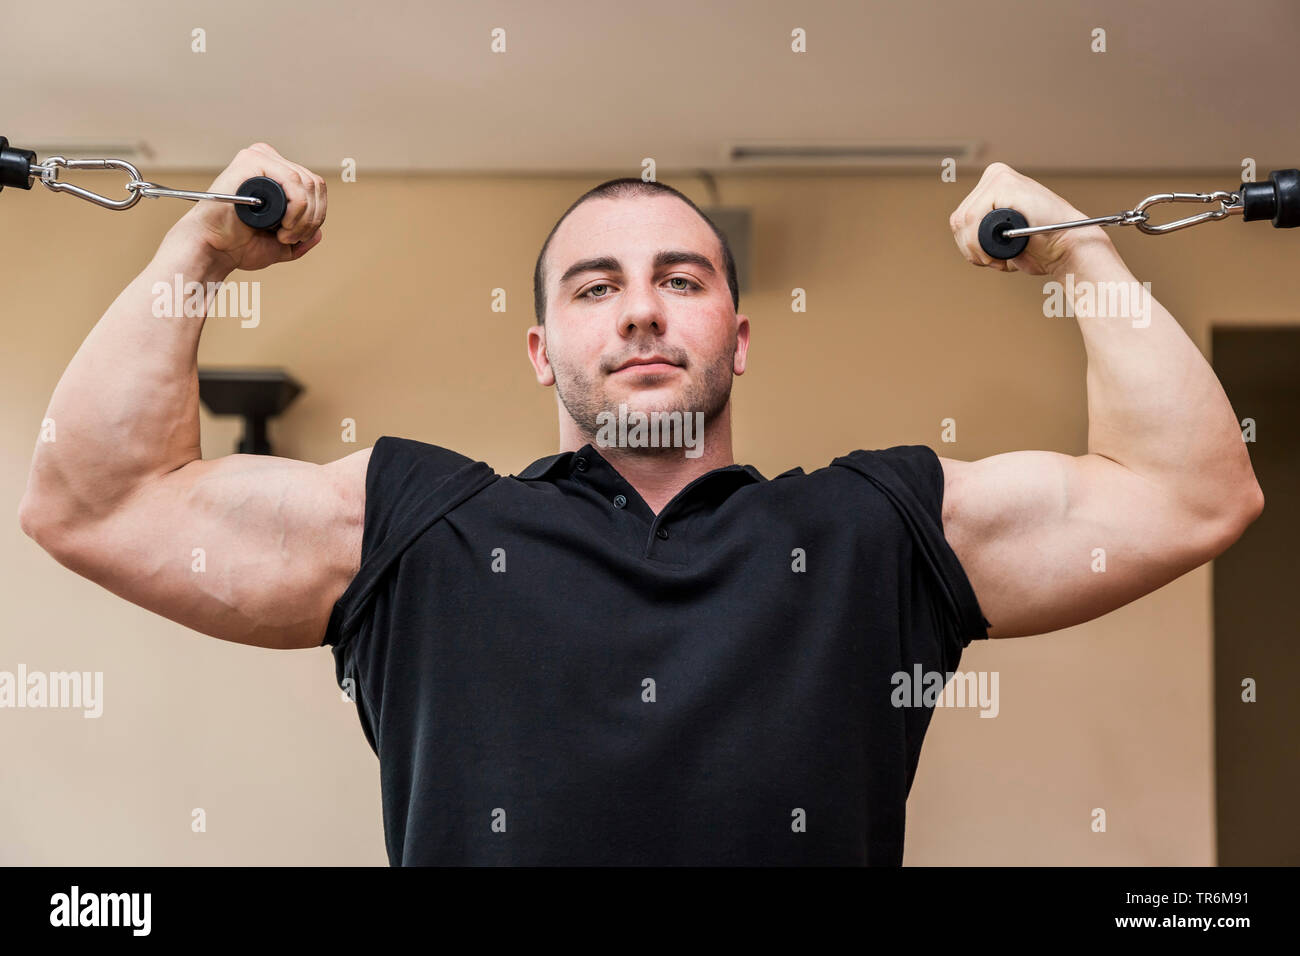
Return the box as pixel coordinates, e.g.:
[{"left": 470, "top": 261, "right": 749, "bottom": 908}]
[{"left": 553, "top": 347, "right": 734, "bottom": 454}]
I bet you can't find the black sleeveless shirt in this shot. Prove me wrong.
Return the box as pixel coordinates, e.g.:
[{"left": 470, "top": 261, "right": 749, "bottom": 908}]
[{"left": 324, "top": 437, "right": 989, "bottom": 865}]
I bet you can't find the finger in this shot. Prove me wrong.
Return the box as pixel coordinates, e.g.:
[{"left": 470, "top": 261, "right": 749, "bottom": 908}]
[
  {"left": 280, "top": 227, "right": 323, "bottom": 262},
  {"left": 968, "top": 203, "right": 1019, "bottom": 270},
  {"left": 282, "top": 159, "right": 319, "bottom": 241},
  {"left": 272, "top": 169, "right": 312, "bottom": 244},
  {"left": 985, "top": 251, "right": 1010, "bottom": 272},
  {"left": 950, "top": 164, "right": 1002, "bottom": 235},
  {"left": 951, "top": 185, "right": 997, "bottom": 266},
  {"left": 956, "top": 203, "right": 997, "bottom": 267},
  {"left": 207, "top": 143, "right": 269, "bottom": 194},
  {"left": 951, "top": 164, "right": 1000, "bottom": 225},
  {"left": 245, "top": 145, "right": 314, "bottom": 242},
  {"left": 311, "top": 175, "right": 326, "bottom": 232},
  {"left": 949, "top": 196, "right": 983, "bottom": 264},
  {"left": 295, "top": 227, "right": 323, "bottom": 258},
  {"left": 952, "top": 164, "right": 1026, "bottom": 268},
  {"left": 953, "top": 221, "right": 985, "bottom": 267},
  {"left": 236, "top": 149, "right": 312, "bottom": 244},
  {"left": 949, "top": 187, "right": 980, "bottom": 242},
  {"left": 295, "top": 167, "right": 325, "bottom": 237},
  {"left": 978, "top": 161, "right": 1010, "bottom": 186}
]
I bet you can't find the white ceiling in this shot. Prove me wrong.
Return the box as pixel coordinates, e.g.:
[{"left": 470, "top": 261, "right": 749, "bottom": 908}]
[{"left": 2, "top": 0, "right": 1298, "bottom": 175}]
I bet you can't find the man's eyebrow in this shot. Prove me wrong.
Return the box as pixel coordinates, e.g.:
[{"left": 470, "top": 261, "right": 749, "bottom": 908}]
[
  {"left": 559, "top": 256, "right": 621, "bottom": 289},
  {"left": 654, "top": 249, "right": 717, "bottom": 276},
  {"left": 558, "top": 250, "right": 718, "bottom": 289}
]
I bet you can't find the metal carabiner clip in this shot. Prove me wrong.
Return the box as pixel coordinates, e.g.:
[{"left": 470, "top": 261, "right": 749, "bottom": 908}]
[
  {"left": 7, "top": 140, "right": 286, "bottom": 231},
  {"left": 1131, "top": 190, "right": 1244, "bottom": 235},
  {"left": 33, "top": 156, "right": 147, "bottom": 210}
]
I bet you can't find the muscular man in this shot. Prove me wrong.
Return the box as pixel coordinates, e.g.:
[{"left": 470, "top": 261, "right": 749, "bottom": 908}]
[{"left": 18, "top": 144, "right": 1264, "bottom": 865}]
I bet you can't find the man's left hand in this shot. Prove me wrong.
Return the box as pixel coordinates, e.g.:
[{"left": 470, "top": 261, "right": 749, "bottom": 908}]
[{"left": 948, "top": 162, "right": 1117, "bottom": 276}]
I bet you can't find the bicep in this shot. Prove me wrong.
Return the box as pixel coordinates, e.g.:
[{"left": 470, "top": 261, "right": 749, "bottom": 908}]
[
  {"left": 51, "top": 447, "right": 371, "bottom": 649},
  {"left": 938, "top": 451, "right": 1221, "bottom": 640}
]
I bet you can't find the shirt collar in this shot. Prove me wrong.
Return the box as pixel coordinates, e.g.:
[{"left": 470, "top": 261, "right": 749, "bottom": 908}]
[{"left": 514, "top": 443, "right": 766, "bottom": 486}]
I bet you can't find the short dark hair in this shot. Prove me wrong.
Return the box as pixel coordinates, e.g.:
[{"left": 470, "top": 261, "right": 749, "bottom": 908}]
[{"left": 533, "top": 178, "right": 739, "bottom": 325}]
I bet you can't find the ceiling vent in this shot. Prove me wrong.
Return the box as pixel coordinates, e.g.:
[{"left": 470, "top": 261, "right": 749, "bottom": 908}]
[
  {"left": 21, "top": 140, "right": 153, "bottom": 161},
  {"left": 724, "top": 139, "right": 980, "bottom": 169}
]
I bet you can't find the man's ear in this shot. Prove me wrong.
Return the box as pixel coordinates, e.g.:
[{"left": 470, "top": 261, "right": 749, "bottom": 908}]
[
  {"left": 527, "top": 324, "right": 555, "bottom": 386},
  {"left": 733, "top": 313, "right": 751, "bottom": 376}
]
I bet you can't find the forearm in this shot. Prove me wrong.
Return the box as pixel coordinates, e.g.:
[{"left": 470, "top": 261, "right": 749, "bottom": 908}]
[
  {"left": 1061, "top": 238, "right": 1262, "bottom": 524},
  {"left": 22, "top": 228, "right": 234, "bottom": 525}
]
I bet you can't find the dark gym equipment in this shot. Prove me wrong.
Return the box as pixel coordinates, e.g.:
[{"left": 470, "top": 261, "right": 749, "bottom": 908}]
[
  {"left": 978, "top": 208, "right": 1029, "bottom": 261},
  {"left": 0, "top": 136, "right": 38, "bottom": 192},
  {"left": 197, "top": 367, "right": 303, "bottom": 456},
  {"left": 232, "top": 176, "right": 287, "bottom": 232},
  {"left": 1239, "top": 169, "right": 1300, "bottom": 229}
]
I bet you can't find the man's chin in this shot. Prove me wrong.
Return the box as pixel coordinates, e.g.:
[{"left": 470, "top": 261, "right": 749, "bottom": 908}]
[{"left": 602, "top": 390, "right": 688, "bottom": 419}]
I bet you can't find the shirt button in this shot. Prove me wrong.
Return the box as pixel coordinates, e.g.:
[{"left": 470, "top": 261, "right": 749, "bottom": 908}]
[
  {"left": 656, "top": 527, "right": 669, "bottom": 539},
  {"left": 613, "top": 494, "right": 627, "bottom": 508},
  {"left": 575, "top": 457, "right": 587, "bottom": 472}
]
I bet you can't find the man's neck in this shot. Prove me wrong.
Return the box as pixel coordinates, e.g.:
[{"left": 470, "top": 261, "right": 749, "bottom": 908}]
[{"left": 559, "top": 409, "right": 734, "bottom": 515}]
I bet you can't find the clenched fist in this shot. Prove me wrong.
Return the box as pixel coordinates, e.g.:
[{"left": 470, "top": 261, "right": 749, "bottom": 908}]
[
  {"left": 165, "top": 143, "right": 326, "bottom": 273},
  {"left": 949, "top": 162, "right": 1114, "bottom": 276}
]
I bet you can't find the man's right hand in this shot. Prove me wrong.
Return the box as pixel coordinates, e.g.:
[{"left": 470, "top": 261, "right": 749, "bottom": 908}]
[{"left": 163, "top": 142, "right": 327, "bottom": 273}]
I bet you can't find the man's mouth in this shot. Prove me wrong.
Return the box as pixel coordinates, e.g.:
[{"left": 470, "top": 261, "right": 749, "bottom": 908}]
[{"left": 613, "top": 355, "right": 681, "bottom": 374}]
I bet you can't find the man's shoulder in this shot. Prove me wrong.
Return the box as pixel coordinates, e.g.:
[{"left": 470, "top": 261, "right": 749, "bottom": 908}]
[
  {"left": 758, "top": 445, "right": 946, "bottom": 524},
  {"left": 769, "top": 444, "right": 941, "bottom": 488},
  {"left": 828, "top": 444, "right": 943, "bottom": 484},
  {"left": 369, "top": 436, "right": 487, "bottom": 479}
]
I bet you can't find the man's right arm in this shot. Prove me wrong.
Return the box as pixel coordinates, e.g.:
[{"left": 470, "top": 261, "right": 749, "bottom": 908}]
[
  {"left": 17, "top": 143, "right": 362, "bottom": 650},
  {"left": 22, "top": 447, "right": 371, "bottom": 650}
]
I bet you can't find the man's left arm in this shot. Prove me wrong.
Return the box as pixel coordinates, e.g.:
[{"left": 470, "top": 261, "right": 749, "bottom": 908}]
[{"left": 941, "top": 163, "right": 1264, "bottom": 641}]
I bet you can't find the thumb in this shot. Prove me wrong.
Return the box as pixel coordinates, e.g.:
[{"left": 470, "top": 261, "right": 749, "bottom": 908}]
[{"left": 282, "top": 228, "right": 324, "bottom": 262}]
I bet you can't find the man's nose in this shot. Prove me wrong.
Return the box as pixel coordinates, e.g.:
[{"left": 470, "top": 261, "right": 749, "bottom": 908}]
[{"left": 619, "top": 282, "right": 666, "bottom": 335}]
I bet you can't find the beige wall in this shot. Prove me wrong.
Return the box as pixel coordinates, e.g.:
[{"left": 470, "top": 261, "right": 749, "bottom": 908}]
[{"left": 2, "top": 169, "right": 1286, "bottom": 864}]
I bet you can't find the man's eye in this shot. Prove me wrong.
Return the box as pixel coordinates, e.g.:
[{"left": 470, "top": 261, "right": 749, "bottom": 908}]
[{"left": 582, "top": 278, "right": 696, "bottom": 298}]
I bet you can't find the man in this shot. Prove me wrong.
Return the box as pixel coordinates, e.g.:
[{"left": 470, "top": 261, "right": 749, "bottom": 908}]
[{"left": 18, "top": 144, "right": 1264, "bottom": 865}]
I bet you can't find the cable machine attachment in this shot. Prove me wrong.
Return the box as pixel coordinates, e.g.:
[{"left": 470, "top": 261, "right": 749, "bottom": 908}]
[
  {"left": 0, "top": 136, "right": 287, "bottom": 232},
  {"left": 977, "top": 169, "right": 1300, "bottom": 260}
]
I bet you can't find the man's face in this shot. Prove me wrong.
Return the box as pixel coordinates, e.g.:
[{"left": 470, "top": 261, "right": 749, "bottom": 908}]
[{"left": 529, "top": 194, "right": 749, "bottom": 445}]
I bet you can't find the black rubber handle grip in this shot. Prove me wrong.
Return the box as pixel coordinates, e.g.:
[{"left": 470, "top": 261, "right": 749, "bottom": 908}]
[
  {"left": 1240, "top": 169, "right": 1300, "bottom": 229},
  {"left": 0, "top": 136, "right": 38, "bottom": 193},
  {"left": 235, "top": 176, "right": 287, "bottom": 232},
  {"left": 977, "top": 208, "right": 1030, "bottom": 260}
]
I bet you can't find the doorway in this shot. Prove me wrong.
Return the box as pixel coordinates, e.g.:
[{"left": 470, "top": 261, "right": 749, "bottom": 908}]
[{"left": 1211, "top": 326, "right": 1299, "bottom": 865}]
